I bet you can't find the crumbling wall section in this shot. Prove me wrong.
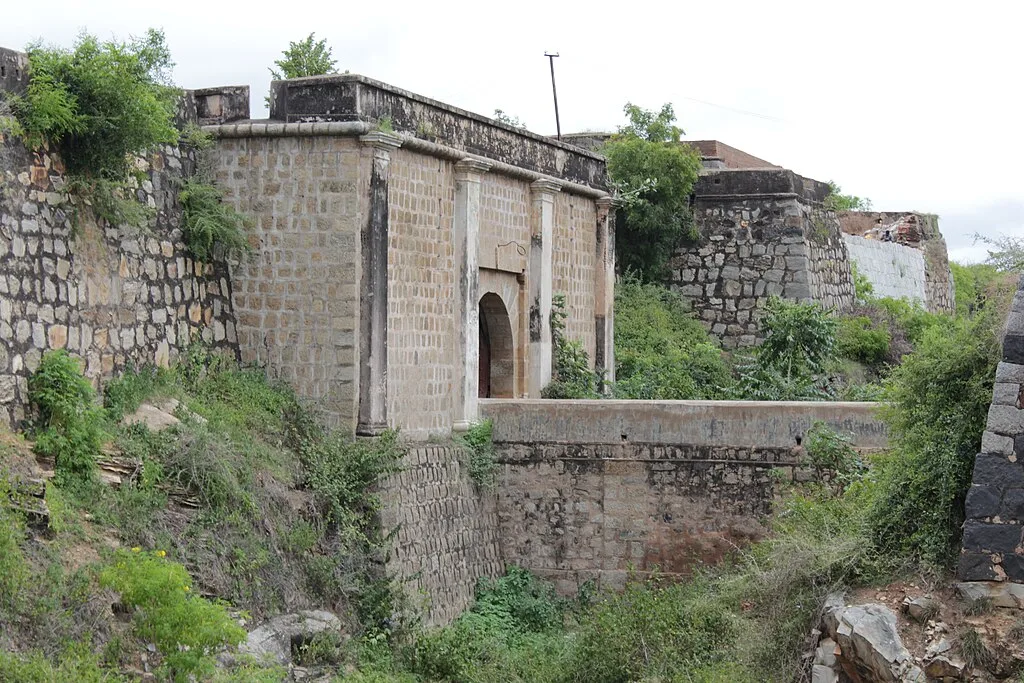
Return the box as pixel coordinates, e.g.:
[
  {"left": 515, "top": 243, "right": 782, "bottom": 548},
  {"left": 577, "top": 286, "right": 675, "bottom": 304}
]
[{"left": 843, "top": 235, "right": 928, "bottom": 305}]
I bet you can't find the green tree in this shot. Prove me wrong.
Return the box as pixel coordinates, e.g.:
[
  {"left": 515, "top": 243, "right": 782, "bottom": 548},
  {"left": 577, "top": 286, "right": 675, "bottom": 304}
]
[
  {"left": 12, "top": 29, "right": 178, "bottom": 181},
  {"left": 973, "top": 232, "right": 1024, "bottom": 273},
  {"left": 951, "top": 261, "right": 1013, "bottom": 318},
  {"left": 604, "top": 103, "right": 702, "bottom": 281},
  {"left": 269, "top": 33, "right": 337, "bottom": 81},
  {"left": 613, "top": 277, "right": 732, "bottom": 399},
  {"left": 824, "top": 181, "right": 872, "bottom": 211}
]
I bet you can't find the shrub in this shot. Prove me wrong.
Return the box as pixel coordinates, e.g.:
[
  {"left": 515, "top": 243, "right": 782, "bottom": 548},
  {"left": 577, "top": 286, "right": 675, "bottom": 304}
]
[
  {"left": 572, "top": 574, "right": 738, "bottom": 682},
  {"left": 100, "top": 548, "right": 246, "bottom": 681},
  {"left": 733, "top": 298, "right": 837, "bottom": 400},
  {"left": 28, "top": 350, "right": 104, "bottom": 487},
  {"left": 179, "top": 176, "right": 250, "bottom": 261},
  {"left": 11, "top": 29, "right": 178, "bottom": 227},
  {"left": 457, "top": 420, "right": 497, "bottom": 491},
  {"left": 803, "top": 422, "right": 865, "bottom": 494},
  {"left": 869, "top": 313, "right": 1001, "bottom": 566},
  {"left": 613, "top": 277, "right": 732, "bottom": 399},
  {"left": 542, "top": 294, "right": 600, "bottom": 399},
  {"left": 0, "top": 476, "right": 30, "bottom": 614},
  {"left": 0, "top": 645, "right": 117, "bottom": 683},
  {"left": 836, "top": 315, "right": 890, "bottom": 365},
  {"left": 103, "top": 364, "right": 171, "bottom": 420}
]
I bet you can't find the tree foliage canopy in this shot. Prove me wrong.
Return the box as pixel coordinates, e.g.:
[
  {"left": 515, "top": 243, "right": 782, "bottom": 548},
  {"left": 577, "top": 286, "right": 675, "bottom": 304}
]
[
  {"left": 12, "top": 29, "right": 179, "bottom": 180},
  {"left": 269, "top": 33, "right": 337, "bottom": 80},
  {"left": 604, "top": 103, "right": 702, "bottom": 281},
  {"left": 824, "top": 181, "right": 872, "bottom": 211}
]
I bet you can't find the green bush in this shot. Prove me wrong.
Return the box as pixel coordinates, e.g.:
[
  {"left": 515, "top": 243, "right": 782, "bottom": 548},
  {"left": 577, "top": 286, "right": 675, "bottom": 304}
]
[
  {"left": 733, "top": 298, "right": 837, "bottom": 400},
  {"left": 100, "top": 548, "right": 245, "bottom": 681},
  {"left": 0, "top": 476, "right": 30, "bottom": 614},
  {"left": 103, "top": 364, "right": 172, "bottom": 420},
  {"left": 12, "top": 29, "right": 178, "bottom": 181},
  {"left": 613, "top": 277, "right": 732, "bottom": 399},
  {"left": 836, "top": 315, "right": 890, "bottom": 365},
  {"left": 542, "top": 294, "right": 600, "bottom": 399},
  {"left": 803, "top": 422, "right": 866, "bottom": 494},
  {"left": 869, "top": 313, "right": 1001, "bottom": 566},
  {"left": 29, "top": 350, "right": 104, "bottom": 487},
  {"left": 572, "top": 574, "right": 738, "bottom": 682},
  {"left": 0, "top": 644, "right": 119, "bottom": 683},
  {"left": 457, "top": 420, "right": 497, "bottom": 491},
  {"left": 179, "top": 176, "right": 250, "bottom": 261}
]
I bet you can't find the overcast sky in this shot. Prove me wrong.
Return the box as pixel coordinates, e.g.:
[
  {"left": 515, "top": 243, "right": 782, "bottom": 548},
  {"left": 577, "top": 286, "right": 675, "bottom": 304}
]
[{"left": 4, "top": 0, "right": 1021, "bottom": 264}]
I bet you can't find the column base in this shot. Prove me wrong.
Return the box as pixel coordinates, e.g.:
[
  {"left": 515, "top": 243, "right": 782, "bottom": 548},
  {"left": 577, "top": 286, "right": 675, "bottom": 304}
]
[{"left": 356, "top": 421, "right": 388, "bottom": 437}]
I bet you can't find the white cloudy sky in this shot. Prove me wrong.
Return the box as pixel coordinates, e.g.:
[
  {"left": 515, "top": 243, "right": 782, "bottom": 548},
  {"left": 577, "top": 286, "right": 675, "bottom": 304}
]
[{"left": 4, "top": 0, "right": 1021, "bottom": 264}]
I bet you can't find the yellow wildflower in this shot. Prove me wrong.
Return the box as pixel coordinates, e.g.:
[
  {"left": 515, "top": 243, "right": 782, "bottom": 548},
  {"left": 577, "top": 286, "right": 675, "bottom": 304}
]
[
  {"left": 155, "top": 550, "right": 166, "bottom": 558},
  {"left": 131, "top": 547, "right": 141, "bottom": 553},
  {"left": 183, "top": 586, "right": 190, "bottom": 592}
]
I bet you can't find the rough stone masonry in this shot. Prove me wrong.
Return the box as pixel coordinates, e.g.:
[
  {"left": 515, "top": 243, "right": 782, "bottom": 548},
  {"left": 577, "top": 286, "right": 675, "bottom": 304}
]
[{"left": 959, "top": 274, "right": 1024, "bottom": 587}]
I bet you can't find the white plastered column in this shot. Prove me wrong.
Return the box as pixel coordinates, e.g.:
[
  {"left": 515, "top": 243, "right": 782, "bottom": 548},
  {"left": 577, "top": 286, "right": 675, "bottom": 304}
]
[
  {"left": 527, "top": 179, "right": 562, "bottom": 397},
  {"left": 453, "top": 159, "right": 492, "bottom": 431}
]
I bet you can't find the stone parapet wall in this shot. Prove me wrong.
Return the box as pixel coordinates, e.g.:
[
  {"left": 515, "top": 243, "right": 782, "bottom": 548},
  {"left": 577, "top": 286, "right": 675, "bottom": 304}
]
[
  {"left": 0, "top": 133, "right": 236, "bottom": 426},
  {"left": 843, "top": 235, "right": 928, "bottom": 305},
  {"left": 379, "top": 445, "right": 502, "bottom": 626},
  {"left": 960, "top": 275, "right": 1024, "bottom": 581},
  {"left": 482, "top": 399, "right": 887, "bottom": 593}
]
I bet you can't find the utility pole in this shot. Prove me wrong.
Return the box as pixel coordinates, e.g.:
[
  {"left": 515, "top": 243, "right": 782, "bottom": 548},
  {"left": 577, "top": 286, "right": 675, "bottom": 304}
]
[{"left": 544, "top": 52, "right": 561, "bottom": 140}]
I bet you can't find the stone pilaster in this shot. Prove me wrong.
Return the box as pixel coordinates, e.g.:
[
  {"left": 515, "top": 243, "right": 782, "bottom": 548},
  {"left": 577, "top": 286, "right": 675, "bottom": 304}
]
[
  {"left": 594, "top": 196, "right": 616, "bottom": 387},
  {"left": 453, "top": 159, "right": 492, "bottom": 431},
  {"left": 357, "top": 132, "right": 402, "bottom": 436},
  {"left": 527, "top": 179, "right": 562, "bottom": 397}
]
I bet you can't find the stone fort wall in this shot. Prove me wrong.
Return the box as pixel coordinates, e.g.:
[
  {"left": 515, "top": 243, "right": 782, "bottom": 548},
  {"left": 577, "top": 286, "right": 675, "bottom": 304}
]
[
  {"left": 379, "top": 445, "right": 503, "bottom": 626},
  {"left": 670, "top": 170, "right": 854, "bottom": 349},
  {"left": 0, "top": 107, "right": 237, "bottom": 426}
]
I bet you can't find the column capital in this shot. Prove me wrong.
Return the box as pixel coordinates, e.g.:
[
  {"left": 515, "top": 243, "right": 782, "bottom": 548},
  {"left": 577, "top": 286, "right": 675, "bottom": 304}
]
[
  {"left": 596, "top": 195, "right": 617, "bottom": 210},
  {"left": 455, "top": 158, "right": 493, "bottom": 180},
  {"left": 359, "top": 131, "right": 403, "bottom": 153},
  {"left": 530, "top": 178, "right": 563, "bottom": 195}
]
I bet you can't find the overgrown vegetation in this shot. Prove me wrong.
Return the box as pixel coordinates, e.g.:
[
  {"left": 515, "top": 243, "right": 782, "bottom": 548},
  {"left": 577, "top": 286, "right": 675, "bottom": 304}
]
[
  {"left": 178, "top": 175, "right": 250, "bottom": 261},
  {"left": 613, "top": 277, "right": 731, "bottom": 399},
  {"left": 824, "top": 180, "right": 872, "bottom": 211},
  {"left": 732, "top": 297, "right": 838, "bottom": 400},
  {"left": 8, "top": 29, "right": 179, "bottom": 226},
  {"left": 456, "top": 420, "right": 497, "bottom": 491},
  {"left": 604, "top": 103, "right": 702, "bottom": 280},
  {"left": 266, "top": 32, "right": 338, "bottom": 107},
  {"left": 2, "top": 342, "right": 409, "bottom": 677},
  {"left": 542, "top": 294, "right": 600, "bottom": 399}
]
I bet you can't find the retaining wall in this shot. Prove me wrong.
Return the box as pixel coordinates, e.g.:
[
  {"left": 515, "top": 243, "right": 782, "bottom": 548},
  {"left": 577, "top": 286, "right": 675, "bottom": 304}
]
[{"left": 481, "top": 399, "right": 887, "bottom": 593}]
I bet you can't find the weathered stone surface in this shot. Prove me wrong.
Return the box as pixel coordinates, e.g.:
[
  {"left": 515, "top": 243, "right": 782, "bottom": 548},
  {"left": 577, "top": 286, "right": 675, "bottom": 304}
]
[
  {"left": 965, "top": 485, "right": 1001, "bottom": 519},
  {"left": 822, "top": 601, "right": 912, "bottom": 683},
  {"left": 904, "top": 595, "right": 939, "bottom": 622},
  {"left": 239, "top": 610, "right": 342, "bottom": 664},
  {"left": 972, "top": 454, "right": 1024, "bottom": 488},
  {"left": 962, "top": 520, "right": 1022, "bottom": 552},
  {"left": 923, "top": 655, "right": 966, "bottom": 680}
]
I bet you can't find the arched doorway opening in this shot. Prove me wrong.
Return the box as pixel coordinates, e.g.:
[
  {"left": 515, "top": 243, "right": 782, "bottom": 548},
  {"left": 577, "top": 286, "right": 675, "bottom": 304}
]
[{"left": 479, "top": 293, "right": 515, "bottom": 398}]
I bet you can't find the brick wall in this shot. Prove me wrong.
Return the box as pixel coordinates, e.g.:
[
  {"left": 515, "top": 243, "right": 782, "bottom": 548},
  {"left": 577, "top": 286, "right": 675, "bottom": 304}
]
[
  {"left": 386, "top": 148, "right": 457, "bottom": 436},
  {"left": 0, "top": 134, "right": 236, "bottom": 425},
  {"left": 212, "top": 135, "right": 364, "bottom": 430},
  {"left": 379, "top": 445, "right": 503, "bottom": 625},
  {"left": 553, "top": 193, "right": 598, "bottom": 362},
  {"left": 482, "top": 399, "right": 887, "bottom": 593}
]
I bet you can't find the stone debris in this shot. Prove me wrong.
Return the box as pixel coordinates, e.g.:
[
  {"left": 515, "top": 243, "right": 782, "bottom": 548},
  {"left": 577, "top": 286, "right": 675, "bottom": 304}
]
[
  {"left": 902, "top": 595, "right": 939, "bottom": 623},
  {"left": 238, "top": 610, "right": 343, "bottom": 665},
  {"left": 819, "top": 594, "right": 919, "bottom": 682}
]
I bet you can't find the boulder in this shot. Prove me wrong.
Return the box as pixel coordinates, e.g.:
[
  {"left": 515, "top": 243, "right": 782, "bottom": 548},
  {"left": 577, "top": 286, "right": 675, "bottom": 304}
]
[
  {"left": 923, "top": 654, "right": 966, "bottom": 681},
  {"left": 239, "top": 610, "right": 342, "bottom": 664},
  {"left": 811, "top": 663, "right": 838, "bottom": 683},
  {"left": 823, "top": 600, "right": 913, "bottom": 682},
  {"left": 904, "top": 596, "right": 939, "bottom": 623}
]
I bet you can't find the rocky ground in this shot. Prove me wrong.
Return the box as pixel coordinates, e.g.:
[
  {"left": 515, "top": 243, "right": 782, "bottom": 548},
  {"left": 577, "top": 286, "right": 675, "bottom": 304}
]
[{"left": 811, "top": 581, "right": 1024, "bottom": 682}]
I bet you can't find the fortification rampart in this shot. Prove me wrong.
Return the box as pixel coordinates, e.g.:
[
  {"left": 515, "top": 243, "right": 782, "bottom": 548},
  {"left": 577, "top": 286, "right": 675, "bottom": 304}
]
[
  {"left": 670, "top": 169, "right": 854, "bottom": 348},
  {"left": 481, "top": 399, "right": 887, "bottom": 593},
  {"left": 0, "top": 65, "right": 239, "bottom": 425}
]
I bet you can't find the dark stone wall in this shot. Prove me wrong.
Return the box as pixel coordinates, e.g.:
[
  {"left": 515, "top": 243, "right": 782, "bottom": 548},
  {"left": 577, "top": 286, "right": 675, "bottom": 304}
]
[
  {"left": 269, "top": 74, "right": 608, "bottom": 190},
  {"left": 960, "top": 275, "right": 1024, "bottom": 581}
]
